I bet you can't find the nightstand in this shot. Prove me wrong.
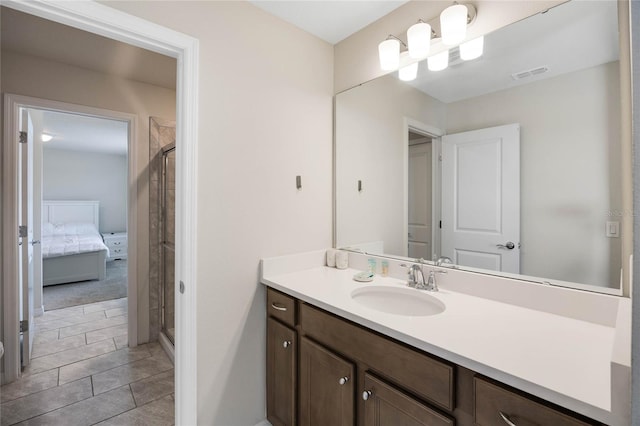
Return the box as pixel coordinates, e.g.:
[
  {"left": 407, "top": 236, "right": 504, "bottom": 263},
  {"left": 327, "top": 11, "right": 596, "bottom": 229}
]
[{"left": 102, "top": 232, "right": 128, "bottom": 261}]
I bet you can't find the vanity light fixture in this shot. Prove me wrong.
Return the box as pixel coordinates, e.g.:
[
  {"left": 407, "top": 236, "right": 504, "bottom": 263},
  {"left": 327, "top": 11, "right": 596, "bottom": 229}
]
[
  {"left": 407, "top": 20, "right": 431, "bottom": 59},
  {"left": 41, "top": 133, "right": 53, "bottom": 142},
  {"left": 460, "top": 36, "right": 484, "bottom": 60},
  {"left": 377, "top": 2, "right": 480, "bottom": 76},
  {"left": 440, "top": 3, "right": 468, "bottom": 45},
  {"left": 428, "top": 50, "right": 449, "bottom": 72},
  {"left": 378, "top": 36, "right": 402, "bottom": 71},
  {"left": 398, "top": 52, "right": 419, "bottom": 81}
]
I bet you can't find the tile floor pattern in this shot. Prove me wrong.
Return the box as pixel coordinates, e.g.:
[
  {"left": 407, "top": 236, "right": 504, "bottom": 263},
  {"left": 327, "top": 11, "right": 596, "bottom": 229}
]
[{"left": 0, "top": 298, "right": 175, "bottom": 425}]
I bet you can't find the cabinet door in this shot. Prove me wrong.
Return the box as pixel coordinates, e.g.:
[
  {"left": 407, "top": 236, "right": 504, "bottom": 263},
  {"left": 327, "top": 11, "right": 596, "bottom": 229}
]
[
  {"left": 299, "top": 337, "right": 354, "bottom": 426},
  {"left": 267, "top": 318, "right": 297, "bottom": 426},
  {"left": 362, "top": 374, "right": 454, "bottom": 426}
]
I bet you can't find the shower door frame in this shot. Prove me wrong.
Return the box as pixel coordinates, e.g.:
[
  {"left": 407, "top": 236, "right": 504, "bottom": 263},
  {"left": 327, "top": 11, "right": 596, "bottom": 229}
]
[{"left": 160, "top": 143, "right": 176, "bottom": 345}]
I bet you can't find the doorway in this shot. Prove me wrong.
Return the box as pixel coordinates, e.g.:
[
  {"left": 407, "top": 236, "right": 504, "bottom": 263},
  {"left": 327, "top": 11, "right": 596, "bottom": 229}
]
[
  {"left": 1, "top": 2, "right": 198, "bottom": 423},
  {"left": 4, "top": 94, "right": 138, "bottom": 373}
]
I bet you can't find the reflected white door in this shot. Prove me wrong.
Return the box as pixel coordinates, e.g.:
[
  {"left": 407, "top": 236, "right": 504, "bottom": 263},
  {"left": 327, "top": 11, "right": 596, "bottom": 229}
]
[
  {"left": 408, "top": 142, "right": 432, "bottom": 259},
  {"left": 19, "top": 109, "right": 35, "bottom": 366},
  {"left": 441, "top": 124, "right": 520, "bottom": 273}
]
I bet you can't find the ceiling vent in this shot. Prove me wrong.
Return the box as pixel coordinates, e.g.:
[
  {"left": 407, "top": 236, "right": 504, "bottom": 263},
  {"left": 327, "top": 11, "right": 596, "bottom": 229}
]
[{"left": 511, "top": 66, "right": 549, "bottom": 81}]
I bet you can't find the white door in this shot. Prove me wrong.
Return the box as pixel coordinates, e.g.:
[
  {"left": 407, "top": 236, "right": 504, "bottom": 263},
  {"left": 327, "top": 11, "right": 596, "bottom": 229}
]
[
  {"left": 18, "top": 109, "right": 35, "bottom": 367},
  {"left": 408, "top": 142, "right": 432, "bottom": 259},
  {"left": 441, "top": 124, "right": 520, "bottom": 273}
]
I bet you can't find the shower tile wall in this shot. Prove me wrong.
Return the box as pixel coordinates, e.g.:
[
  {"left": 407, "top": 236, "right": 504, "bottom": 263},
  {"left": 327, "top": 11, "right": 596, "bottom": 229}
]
[{"left": 149, "top": 117, "right": 175, "bottom": 342}]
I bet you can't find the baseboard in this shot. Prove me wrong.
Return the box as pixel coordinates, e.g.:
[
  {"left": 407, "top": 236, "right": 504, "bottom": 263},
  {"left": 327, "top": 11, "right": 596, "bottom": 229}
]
[
  {"left": 158, "top": 332, "right": 175, "bottom": 365},
  {"left": 255, "top": 420, "right": 272, "bottom": 426},
  {"left": 34, "top": 305, "right": 44, "bottom": 317}
]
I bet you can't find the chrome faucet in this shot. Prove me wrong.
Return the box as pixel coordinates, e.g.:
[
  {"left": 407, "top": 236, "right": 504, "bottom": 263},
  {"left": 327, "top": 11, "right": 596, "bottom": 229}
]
[
  {"left": 435, "top": 256, "right": 453, "bottom": 267},
  {"left": 425, "top": 256, "right": 453, "bottom": 292},
  {"left": 407, "top": 263, "right": 426, "bottom": 289}
]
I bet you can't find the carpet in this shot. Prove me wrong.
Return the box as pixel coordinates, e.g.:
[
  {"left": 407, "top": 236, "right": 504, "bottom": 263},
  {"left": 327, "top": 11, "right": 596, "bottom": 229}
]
[{"left": 43, "top": 259, "right": 128, "bottom": 310}]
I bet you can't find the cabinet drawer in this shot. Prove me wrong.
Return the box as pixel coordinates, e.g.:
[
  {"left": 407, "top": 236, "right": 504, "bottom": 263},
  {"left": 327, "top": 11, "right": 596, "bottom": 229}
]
[
  {"left": 474, "top": 377, "right": 596, "bottom": 426},
  {"left": 363, "top": 373, "right": 454, "bottom": 426},
  {"left": 267, "top": 288, "right": 296, "bottom": 327},
  {"left": 300, "top": 303, "right": 454, "bottom": 412},
  {"left": 109, "top": 247, "right": 127, "bottom": 258}
]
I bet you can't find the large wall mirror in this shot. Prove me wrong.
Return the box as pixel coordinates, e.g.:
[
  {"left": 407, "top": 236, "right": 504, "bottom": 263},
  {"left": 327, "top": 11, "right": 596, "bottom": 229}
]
[{"left": 335, "top": 0, "right": 629, "bottom": 294}]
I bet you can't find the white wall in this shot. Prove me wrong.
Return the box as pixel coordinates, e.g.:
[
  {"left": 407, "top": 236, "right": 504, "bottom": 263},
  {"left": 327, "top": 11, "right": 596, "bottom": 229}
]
[
  {"left": 446, "top": 62, "right": 622, "bottom": 288},
  {"left": 1, "top": 49, "right": 176, "bottom": 346},
  {"left": 42, "top": 148, "right": 127, "bottom": 233},
  {"left": 336, "top": 74, "right": 445, "bottom": 255},
  {"left": 98, "top": 1, "right": 334, "bottom": 424}
]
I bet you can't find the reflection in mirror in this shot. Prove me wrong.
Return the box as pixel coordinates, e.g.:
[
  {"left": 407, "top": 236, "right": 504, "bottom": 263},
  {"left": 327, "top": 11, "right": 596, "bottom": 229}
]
[{"left": 335, "top": 0, "right": 627, "bottom": 292}]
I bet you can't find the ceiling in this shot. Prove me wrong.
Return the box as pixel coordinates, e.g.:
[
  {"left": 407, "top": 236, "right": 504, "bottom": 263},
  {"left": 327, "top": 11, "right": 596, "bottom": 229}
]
[
  {"left": 248, "top": 0, "right": 408, "bottom": 44},
  {"left": 1, "top": 7, "right": 177, "bottom": 90},
  {"left": 37, "top": 110, "right": 128, "bottom": 156}
]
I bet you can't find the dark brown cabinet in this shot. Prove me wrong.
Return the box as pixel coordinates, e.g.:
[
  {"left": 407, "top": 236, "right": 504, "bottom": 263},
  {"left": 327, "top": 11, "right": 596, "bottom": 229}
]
[
  {"left": 266, "top": 287, "right": 601, "bottom": 426},
  {"left": 267, "top": 317, "right": 297, "bottom": 426},
  {"left": 299, "top": 337, "right": 355, "bottom": 426},
  {"left": 362, "top": 373, "right": 454, "bottom": 426}
]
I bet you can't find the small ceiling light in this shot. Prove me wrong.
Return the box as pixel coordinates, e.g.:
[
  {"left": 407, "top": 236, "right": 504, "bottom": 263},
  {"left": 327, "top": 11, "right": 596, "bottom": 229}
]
[
  {"left": 460, "top": 36, "right": 484, "bottom": 60},
  {"left": 378, "top": 37, "right": 401, "bottom": 71},
  {"left": 428, "top": 50, "right": 449, "bottom": 71},
  {"left": 407, "top": 21, "right": 431, "bottom": 59},
  {"left": 41, "top": 134, "right": 53, "bottom": 142},
  {"left": 440, "top": 3, "right": 468, "bottom": 46}
]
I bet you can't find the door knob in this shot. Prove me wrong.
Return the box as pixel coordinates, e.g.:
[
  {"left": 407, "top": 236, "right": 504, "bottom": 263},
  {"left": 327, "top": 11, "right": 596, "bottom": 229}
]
[
  {"left": 338, "top": 376, "right": 349, "bottom": 385},
  {"left": 496, "top": 241, "right": 515, "bottom": 250},
  {"left": 282, "top": 340, "right": 291, "bottom": 348},
  {"left": 362, "top": 390, "right": 372, "bottom": 401}
]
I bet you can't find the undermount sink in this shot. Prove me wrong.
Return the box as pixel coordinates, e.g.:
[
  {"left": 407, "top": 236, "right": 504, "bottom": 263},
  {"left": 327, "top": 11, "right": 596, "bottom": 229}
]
[{"left": 350, "top": 285, "right": 446, "bottom": 316}]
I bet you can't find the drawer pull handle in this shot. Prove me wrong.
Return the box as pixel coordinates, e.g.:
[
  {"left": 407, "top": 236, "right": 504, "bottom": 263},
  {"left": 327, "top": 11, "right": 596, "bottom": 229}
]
[
  {"left": 499, "top": 412, "right": 517, "bottom": 426},
  {"left": 271, "top": 303, "right": 288, "bottom": 312},
  {"left": 282, "top": 340, "right": 291, "bottom": 348},
  {"left": 338, "top": 376, "right": 349, "bottom": 385},
  {"left": 362, "top": 390, "right": 372, "bottom": 401}
]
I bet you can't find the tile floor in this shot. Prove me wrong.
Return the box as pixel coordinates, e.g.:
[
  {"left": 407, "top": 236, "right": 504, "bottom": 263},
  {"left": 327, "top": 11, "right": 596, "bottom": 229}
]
[{"left": 0, "top": 297, "right": 175, "bottom": 425}]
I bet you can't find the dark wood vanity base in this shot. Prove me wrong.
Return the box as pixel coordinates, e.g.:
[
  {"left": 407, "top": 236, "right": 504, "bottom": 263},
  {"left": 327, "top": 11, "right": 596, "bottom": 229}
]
[{"left": 266, "top": 287, "right": 602, "bottom": 426}]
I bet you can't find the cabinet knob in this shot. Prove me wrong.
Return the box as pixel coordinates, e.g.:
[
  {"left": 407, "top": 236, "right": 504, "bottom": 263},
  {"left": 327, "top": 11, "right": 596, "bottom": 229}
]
[
  {"left": 282, "top": 340, "right": 292, "bottom": 348},
  {"left": 362, "top": 390, "right": 372, "bottom": 401},
  {"left": 499, "top": 412, "right": 517, "bottom": 426},
  {"left": 338, "top": 376, "right": 349, "bottom": 385}
]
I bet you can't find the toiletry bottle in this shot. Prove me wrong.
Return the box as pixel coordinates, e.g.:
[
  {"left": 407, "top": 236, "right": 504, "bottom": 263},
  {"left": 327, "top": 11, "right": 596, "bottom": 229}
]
[
  {"left": 368, "top": 258, "right": 377, "bottom": 275},
  {"left": 381, "top": 260, "right": 389, "bottom": 277}
]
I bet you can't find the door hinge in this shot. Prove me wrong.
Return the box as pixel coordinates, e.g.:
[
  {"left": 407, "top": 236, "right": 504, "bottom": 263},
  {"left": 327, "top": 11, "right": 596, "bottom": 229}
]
[
  {"left": 19, "top": 131, "right": 27, "bottom": 144},
  {"left": 20, "top": 320, "right": 29, "bottom": 333},
  {"left": 439, "top": 221, "right": 442, "bottom": 229},
  {"left": 439, "top": 154, "right": 442, "bottom": 162},
  {"left": 19, "top": 225, "right": 28, "bottom": 238}
]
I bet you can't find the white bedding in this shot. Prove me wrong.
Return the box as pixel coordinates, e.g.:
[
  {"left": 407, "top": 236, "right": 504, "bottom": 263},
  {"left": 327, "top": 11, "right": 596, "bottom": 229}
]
[{"left": 42, "top": 222, "right": 109, "bottom": 259}]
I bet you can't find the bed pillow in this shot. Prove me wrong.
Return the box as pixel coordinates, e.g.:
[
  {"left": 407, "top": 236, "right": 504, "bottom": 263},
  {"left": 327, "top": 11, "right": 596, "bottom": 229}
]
[{"left": 42, "top": 222, "right": 55, "bottom": 237}]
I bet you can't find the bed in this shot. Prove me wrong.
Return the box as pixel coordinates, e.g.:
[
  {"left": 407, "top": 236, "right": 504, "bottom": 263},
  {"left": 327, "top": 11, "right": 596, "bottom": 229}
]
[{"left": 42, "top": 201, "right": 109, "bottom": 286}]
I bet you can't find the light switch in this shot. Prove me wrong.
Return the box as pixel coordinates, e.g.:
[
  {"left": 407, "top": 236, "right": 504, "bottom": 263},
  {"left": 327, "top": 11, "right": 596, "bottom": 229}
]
[{"left": 606, "top": 221, "right": 619, "bottom": 238}]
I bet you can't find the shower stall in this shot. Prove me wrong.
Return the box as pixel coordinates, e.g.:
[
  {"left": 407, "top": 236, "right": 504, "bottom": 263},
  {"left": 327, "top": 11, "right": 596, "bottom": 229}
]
[{"left": 160, "top": 143, "right": 176, "bottom": 345}]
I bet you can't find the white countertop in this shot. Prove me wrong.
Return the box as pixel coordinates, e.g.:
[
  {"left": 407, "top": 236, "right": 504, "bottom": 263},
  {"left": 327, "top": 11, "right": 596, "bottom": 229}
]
[{"left": 261, "top": 258, "right": 629, "bottom": 425}]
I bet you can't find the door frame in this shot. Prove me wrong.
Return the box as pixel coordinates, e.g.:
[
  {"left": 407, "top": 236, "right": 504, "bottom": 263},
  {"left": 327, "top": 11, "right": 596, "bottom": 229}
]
[
  {"left": 4, "top": 93, "right": 139, "bottom": 368},
  {"left": 1, "top": 2, "right": 199, "bottom": 424},
  {"left": 403, "top": 118, "right": 443, "bottom": 260}
]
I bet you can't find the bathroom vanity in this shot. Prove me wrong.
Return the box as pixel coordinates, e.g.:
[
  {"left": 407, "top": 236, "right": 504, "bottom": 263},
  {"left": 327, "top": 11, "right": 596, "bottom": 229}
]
[{"left": 261, "top": 251, "right": 630, "bottom": 426}]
